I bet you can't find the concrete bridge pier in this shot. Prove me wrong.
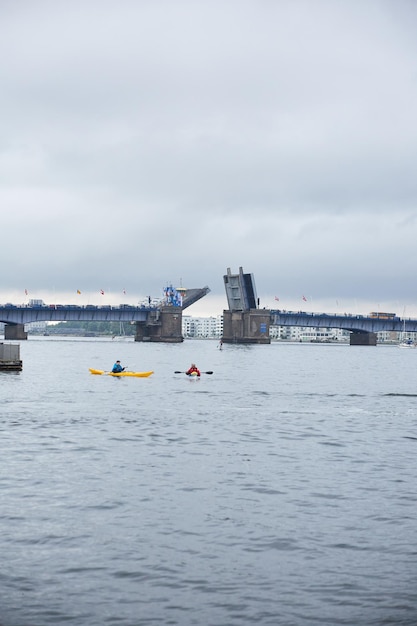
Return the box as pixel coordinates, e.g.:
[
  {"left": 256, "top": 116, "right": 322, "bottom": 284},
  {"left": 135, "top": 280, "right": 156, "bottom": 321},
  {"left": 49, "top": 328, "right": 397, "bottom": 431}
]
[
  {"left": 222, "top": 309, "right": 271, "bottom": 344},
  {"left": 135, "top": 307, "right": 183, "bottom": 343},
  {"left": 4, "top": 324, "right": 28, "bottom": 340},
  {"left": 350, "top": 331, "right": 377, "bottom": 346}
]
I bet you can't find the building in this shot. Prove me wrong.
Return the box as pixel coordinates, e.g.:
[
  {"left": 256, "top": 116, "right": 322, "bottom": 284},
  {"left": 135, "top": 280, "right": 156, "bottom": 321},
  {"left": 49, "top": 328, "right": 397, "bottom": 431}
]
[
  {"left": 182, "top": 315, "right": 223, "bottom": 338},
  {"left": 270, "top": 324, "right": 350, "bottom": 342}
]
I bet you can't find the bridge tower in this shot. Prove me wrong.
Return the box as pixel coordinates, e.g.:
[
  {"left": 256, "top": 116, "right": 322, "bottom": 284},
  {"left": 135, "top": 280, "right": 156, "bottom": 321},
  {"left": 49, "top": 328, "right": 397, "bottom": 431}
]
[
  {"left": 222, "top": 267, "right": 270, "bottom": 344},
  {"left": 134, "top": 286, "right": 211, "bottom": 342},
  {"left": 135, "top": 306, "right": 183, "bottom": 342}
]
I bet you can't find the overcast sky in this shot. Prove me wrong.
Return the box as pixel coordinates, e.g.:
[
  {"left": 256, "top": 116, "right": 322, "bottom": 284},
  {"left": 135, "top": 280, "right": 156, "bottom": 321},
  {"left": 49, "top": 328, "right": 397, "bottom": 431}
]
[{"left": 1, "top": 0, "right": 417, "bottom": 317}]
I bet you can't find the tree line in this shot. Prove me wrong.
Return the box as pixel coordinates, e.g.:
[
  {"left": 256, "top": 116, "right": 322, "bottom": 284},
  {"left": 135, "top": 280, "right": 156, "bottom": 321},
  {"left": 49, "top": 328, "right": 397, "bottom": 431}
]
[{"left": 44, "top": 321, "right": 136, "bottom": 336}]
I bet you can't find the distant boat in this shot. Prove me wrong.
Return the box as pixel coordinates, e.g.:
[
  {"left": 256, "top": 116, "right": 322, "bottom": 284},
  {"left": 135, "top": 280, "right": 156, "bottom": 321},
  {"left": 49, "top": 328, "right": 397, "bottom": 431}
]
[
  {"left": 399, "top": 338, "right": 416, "bottom": 349},
  {"left": 398, "top": 320, "right": 416, "bottom": 348}
]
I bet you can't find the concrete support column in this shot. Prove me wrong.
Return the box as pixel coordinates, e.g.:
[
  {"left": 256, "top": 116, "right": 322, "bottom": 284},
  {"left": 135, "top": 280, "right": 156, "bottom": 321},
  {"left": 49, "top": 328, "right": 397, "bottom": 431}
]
[
  {"left": 350, "top": 332, "right": 377, "bottom": 346},
  {"left": 135, "top": 307, "right": 183, "bottom": 343},
  {"left": 158, "top": 307, "right": 183, "bottom": 342},
  {"left": 134, "top": 322, "right": 150, "bottom": 342},
  {"left": 4, "top": 324, "right": 28, "bottom": 340},
  {"left": 222, "top": 309, "right": 271, "bottom": 344}
]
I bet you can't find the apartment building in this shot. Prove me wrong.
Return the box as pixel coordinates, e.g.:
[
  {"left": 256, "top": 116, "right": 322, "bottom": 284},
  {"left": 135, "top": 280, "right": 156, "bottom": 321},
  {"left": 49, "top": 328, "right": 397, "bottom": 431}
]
[{"left": 182, "top": 315, "right": 223, "bottom": 338}]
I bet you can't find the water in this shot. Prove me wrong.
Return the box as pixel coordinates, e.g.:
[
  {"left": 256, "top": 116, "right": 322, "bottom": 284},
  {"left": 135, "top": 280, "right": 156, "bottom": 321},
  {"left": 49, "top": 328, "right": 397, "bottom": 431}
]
[{"left": 1, "top": 337, "right": 417, "bottom": 625}]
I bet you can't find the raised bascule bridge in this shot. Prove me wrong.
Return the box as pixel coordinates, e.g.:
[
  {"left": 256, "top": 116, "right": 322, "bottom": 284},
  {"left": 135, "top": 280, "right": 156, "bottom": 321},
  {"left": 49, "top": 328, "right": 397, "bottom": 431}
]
[
  {"left": 0, "top": 286, "right": 210, "bottom": 342},
  {"left": 221, "top": 267, "right": 417, "bottom": 346},
  {"left": 2, "top": 270, "right": 417, "bottom": 345}
]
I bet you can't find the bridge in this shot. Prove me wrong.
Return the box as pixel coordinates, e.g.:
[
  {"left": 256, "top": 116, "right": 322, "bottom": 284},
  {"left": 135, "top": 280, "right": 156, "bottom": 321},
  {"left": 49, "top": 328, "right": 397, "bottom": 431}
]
[
  {"left": 2, "top": 269, "right": 417, "bottom": 345},
  {"left": 222, "top": 267, "right": 417, "bottom": 346},
  {"left": 0, "top": 286, "right": 210, "bottom": 342},
  {"left": 270, "top": 311, "right": 417, "bottom": 334}
]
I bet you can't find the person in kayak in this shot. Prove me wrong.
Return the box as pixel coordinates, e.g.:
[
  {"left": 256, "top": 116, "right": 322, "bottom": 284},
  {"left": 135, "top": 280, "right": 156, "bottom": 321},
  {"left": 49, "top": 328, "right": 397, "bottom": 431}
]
[
  {"left": 112, "top": 360, "right": 125, "bottom": 373},
  {"left": 186, "top": 363, "right": 201, "bottom": 377}
]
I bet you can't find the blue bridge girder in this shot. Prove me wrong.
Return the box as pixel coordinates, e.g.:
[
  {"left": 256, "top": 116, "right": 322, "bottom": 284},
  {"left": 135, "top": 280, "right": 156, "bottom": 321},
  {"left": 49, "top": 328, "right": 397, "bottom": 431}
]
[
  {"left": 0, "top": 304, "right": 157, "bottom": 325},
  {"left": 270, "top": 311, "right": 417, "bottom": 334}
]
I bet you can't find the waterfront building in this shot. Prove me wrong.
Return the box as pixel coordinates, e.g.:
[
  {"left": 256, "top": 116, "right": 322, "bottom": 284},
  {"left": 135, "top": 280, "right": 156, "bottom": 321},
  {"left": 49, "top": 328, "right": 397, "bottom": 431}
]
[
  {"left": 26, "top": 321, "right": 48, "bottom": 333},
  {"left": 182, "top": 315, "right": 223, "bottom": 339},
  {"left": 270, "top": 325, "right": 350, "bottom": 342}
]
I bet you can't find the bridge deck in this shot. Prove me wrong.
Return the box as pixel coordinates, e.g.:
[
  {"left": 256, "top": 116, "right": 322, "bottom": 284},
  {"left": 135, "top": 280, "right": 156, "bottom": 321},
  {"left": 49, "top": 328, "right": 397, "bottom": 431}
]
[
  {"left": 270, "top": 311, "right": 417, "bottom": 333},
  {"left": 0, "top": 305, "right": 155, "bottom": 325},
  {"left": 2, "top": 304, "right": 417, "bottom": 334}
]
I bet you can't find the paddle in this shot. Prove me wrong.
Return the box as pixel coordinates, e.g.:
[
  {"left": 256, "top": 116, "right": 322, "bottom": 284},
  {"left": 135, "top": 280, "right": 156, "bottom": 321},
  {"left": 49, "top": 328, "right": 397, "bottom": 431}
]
[{"left": 174, "top": 371, "right": 213, "bottom": 375}]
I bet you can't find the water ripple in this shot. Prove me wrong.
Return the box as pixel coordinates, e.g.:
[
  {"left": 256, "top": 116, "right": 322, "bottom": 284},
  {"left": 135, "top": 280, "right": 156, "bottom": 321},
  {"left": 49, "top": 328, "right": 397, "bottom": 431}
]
[{"left": 1, "top": 340, "right": 417, "bottom": 625}]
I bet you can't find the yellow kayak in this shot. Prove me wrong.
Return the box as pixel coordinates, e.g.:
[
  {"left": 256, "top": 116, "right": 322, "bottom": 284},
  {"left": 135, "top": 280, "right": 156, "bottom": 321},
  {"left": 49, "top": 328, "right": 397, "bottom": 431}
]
[{"left": 89, "top": 368, "right": 154, "bottom": 378}]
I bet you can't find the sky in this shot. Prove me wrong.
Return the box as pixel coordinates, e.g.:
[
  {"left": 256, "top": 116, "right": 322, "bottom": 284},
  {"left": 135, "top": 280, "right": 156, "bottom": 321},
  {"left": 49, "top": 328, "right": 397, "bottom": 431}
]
[{"left": 1, "top": 0, "right": 417, "bottom": 318}]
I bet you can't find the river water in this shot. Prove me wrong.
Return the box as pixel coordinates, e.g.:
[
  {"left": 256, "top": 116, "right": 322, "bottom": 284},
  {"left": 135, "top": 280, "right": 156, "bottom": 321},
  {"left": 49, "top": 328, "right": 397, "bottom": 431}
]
[{"left": 1, "top": 337, "right": 416, "bottom": 626}]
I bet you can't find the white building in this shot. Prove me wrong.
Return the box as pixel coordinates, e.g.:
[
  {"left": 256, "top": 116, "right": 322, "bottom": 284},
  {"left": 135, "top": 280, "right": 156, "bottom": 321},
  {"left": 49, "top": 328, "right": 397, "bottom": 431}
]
[
  {"left": 27, "top": 321, "right": 48, "bottom": 333},
  {"left": 270, "top": 325, "right": 350, "bottom": 342},
  {"left": 182, "top": 315, "right": 223, "bottom": 338}
]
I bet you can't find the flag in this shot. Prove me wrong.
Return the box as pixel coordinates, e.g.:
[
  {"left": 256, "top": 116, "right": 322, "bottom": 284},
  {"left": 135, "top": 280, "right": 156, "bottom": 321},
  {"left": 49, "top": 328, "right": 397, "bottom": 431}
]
[
  {"left": 302, "top": 295, "right": 307, "bottom": 302},
  {"left": 77, "top": 289, "right": 81, "bottom": 295},
  {"left": 25, "top": 289, "right": 28, "bottom": 295},
  {"left": 100, "top": 289, "right": 105, "bottom": 295},
  {"left": 274, "top": 296, "right": 279, "bottom": 301}
]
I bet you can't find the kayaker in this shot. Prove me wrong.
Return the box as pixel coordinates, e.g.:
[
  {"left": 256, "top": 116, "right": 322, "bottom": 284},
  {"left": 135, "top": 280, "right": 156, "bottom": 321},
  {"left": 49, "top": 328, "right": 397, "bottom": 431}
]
[
  {"left": 186, "top": 363, "right": 201, "bottom": 377},
  {"left": 112, "top": 360, "right": 125, "bottom": 373}
]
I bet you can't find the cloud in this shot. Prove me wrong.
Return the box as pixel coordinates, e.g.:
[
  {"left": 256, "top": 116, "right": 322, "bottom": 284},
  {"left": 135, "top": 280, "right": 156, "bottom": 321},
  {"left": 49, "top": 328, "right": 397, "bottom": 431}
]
[{"left": 1, "top": 0, "right": 417, "bottom": 315}]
